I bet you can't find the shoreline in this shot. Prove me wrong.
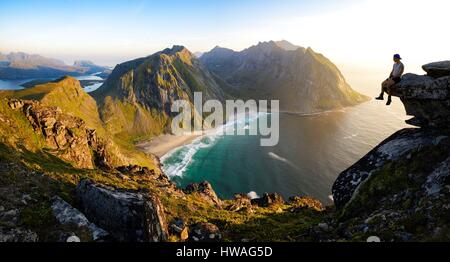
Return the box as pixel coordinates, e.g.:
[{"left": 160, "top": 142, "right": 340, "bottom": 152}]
[
  {"left": 135, "top": 107, "right": 359, "bottom": 158},
  {"left": 136, "top": 133, "right": 202, "bottom": 158}
]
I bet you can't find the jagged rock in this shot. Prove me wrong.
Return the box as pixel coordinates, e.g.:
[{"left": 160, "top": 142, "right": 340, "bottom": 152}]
[
  {"left": 169, "top": 219, "right": 189, "bottom": 241},
  {"left": 422, "top": 61, "right": 450, "bottom": 78},
  {"left": 251, "top": 192, "right": 285, "bottom": 207},
  {"left": 423, "top": 156, "right": 450, "bottom": 197},
  {"left": 51, "top": 196, "right": 109, "bottom": 241},
  {"left": 144, "top": 193, "right": 169, "bottom": 242},
  {"left": 0, "top": 227, "right": 38, "bottom": 242},
  {"left": 184, "top": 181, "right": 222, "bottom": 207},
  {"left": 17, "top": 100, "right": 95, "bottom": 168},
  {"left": 189, "top": 222, "right": 221, "bottom": 242},
  {"left": 390, "top": 72, "right": 450, "bottom": 127},
  {"left": 76, "top": 179, "right": 168, "bottom": 242},
  {"left": 228, "top": 194, "right": 252, "bottom": 212},
  {"left": 289, "top": 196, "right": 324, "bottom": 212},
  {"left": 7, "top": 99, "right": 125, "bottom": 169},
  {"left": 8, "top": 99, "right": 24, "bottom": 110},
  {"left": 117, "top": 165, "right": 158, "bottom": 181},
  {"left": 117, "top": 165, "right": 183, "bottom": 197}
]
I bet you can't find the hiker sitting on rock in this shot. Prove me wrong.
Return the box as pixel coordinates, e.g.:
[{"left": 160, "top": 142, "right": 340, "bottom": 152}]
[{"left": 376, "top": 54, "right": 404, "bottom": 105}]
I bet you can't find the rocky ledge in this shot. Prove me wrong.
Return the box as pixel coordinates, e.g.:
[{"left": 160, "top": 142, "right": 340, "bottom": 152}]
[
  {"left": 331, "top": 61, "right": 450, "bottom": 241},
  {"left": 333, "top": 60, "right": 450, "bottom": 208},
  {"left": 389, "top": 62, "right": 450, "bottom": 127}
]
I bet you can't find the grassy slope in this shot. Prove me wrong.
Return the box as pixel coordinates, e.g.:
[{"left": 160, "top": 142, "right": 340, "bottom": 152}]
[
  {"left": 0, "top": 97, "right": 326, "bottom": 241},
  {"left": 0, "top": 77, "right": 158, "bottom": 169},
  {"left": 92, "top": 48, "right": 218, "bottom": 145}
]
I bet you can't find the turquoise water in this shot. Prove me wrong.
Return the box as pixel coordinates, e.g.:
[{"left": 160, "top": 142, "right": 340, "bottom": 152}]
[{"left": 162, "top": 99, "right": 411, "bottom": 204}]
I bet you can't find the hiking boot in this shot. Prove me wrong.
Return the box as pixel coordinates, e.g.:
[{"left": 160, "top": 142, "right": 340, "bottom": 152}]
[{"left": 386, "top": 97, "right": 392, "bottom": 105}]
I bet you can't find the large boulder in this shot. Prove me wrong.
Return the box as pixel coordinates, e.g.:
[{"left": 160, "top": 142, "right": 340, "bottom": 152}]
[
  {"left": 422, "top": 61, "right": 450, "bottom": 78},
  {"left": 76, "top": 179, "right": 168, "bottom": 242}
]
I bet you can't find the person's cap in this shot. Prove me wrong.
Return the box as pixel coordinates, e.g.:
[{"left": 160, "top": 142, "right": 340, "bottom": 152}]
[{"left": 393, "top": 54, "right": 402, "bottom": 59}]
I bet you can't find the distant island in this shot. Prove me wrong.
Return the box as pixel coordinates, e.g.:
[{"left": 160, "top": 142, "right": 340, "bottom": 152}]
[{"left": 0, "top": 52, "right": 111, "bottom": 80}]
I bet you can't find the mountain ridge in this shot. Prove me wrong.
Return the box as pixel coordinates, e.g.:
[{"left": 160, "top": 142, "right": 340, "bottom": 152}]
[
  {"left": 91, "top": 45, "right": 226, "bottom": 141},
  {"left": 0, "top": 55, "right": 449, "bottom": 241},
  {"left": 200, "top": 40, "right": 369, "bottom": 113}
]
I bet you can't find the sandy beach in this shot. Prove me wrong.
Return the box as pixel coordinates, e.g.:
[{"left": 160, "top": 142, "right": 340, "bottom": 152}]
[{"left": 136, "top": 133, "right": 202, "bottom": 157}]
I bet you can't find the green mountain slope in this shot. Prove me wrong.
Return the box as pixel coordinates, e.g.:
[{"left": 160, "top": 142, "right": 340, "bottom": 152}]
[
  {"left": 0, "top": 77, "right": 157, "bottom": 169},
  {"left": 91, "top": 46, "right": 226, "bottom": 141}
]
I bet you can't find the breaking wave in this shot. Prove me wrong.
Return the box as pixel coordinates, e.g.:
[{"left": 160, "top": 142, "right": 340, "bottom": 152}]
[{"left": 161, "top": 112, "right": 266, "bottom": 178}]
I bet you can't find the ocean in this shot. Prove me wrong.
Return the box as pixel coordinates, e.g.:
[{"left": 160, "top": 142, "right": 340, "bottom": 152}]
[
  {"left": 0, "top": 73, "right": 104, "bottom": 92},
  {"left": 161, "top": 98, "right": 411, "bottom": 204},
  {"left": 1, "top": 70, "right": 412, "bottom": 204}
]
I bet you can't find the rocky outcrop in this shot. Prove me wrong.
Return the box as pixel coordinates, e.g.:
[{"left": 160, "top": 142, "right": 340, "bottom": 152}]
[
  {"left": 184, "top": 181, "right": 222, "bottom": 208},
  {"left": 51, "top": 196, "right": 109, "bottom": 241},
  {"left": 422, "top": 61, "right": 450, "bottom": 78},
  {"left": 8, "top": 99, "right": 122, "bottom": 169},
  {"left": 330, "top": 61, "right": 450, "bottom": 241},
  {"left": 76, "top": 179, "right": 168, "bottom": 242},
  {"left": 332, "top": 128, "right": 449, "bottom": 208},
  {"left": 334, "top": 61, "right": 450, "bottom": 208},
  {"left": 116, "top": 165, "right": 183, "bottom": 197},
  {"left": 251, "top": 192, "right": 285, "bottom": 207},
  {"left": 289, "top": 196, "right": 325, "bottom": 212},
  {"left": 390, "top": 72, "right": 450, "bottom": 127},
  {"left": 328, "top": 131, "right": 450, "bottom": 241},
  {"left": 227, "top": 194, "right": 253, "bottom": 212}
]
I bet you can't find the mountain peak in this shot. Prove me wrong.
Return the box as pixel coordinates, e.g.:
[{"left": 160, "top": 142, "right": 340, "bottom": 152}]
[
  {"left": 160, "top": 45, "right": 190, "bottom": 56},
  {"left": 275, "top": 40, "right": 304, "bottom": 51},
  {"left": 200, "top": 41, "right": 369, "bottom": 113},
  {"left": 53, "top": 75, "right": 80, "bottom": 85}
]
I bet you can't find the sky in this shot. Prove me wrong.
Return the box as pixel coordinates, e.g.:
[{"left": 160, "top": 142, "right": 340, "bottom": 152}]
[{"left": 1, "top": 0, "right": 449, "bottom": 93}]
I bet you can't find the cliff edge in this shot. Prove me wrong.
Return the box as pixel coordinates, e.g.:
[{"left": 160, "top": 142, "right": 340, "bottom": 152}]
[{"left": 331, "top": 61, "right": 450, "bottom": 241}]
